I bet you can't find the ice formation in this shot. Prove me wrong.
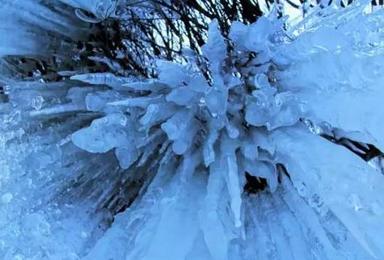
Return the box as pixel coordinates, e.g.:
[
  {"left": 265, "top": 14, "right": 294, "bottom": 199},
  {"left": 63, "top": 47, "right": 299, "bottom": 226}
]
[{"left": 1, "top": 0, "right": 384, "bottom": 259}]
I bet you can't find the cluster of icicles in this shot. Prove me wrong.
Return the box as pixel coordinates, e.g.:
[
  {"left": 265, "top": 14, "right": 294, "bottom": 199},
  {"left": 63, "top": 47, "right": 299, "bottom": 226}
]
[{"left": 1, "top": 0, "right": 384, "bottom": 259}]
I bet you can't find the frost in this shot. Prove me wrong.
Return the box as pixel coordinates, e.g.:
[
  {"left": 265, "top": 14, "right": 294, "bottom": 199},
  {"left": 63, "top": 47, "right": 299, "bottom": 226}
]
[{"left": 1, "top": 193, "right": 13, "bottom": 204}]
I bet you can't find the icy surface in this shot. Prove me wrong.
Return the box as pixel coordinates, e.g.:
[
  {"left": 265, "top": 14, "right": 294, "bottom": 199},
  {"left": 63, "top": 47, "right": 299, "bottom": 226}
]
[{"left": 1, "top": 1, "right": 384, "bottom": 260}]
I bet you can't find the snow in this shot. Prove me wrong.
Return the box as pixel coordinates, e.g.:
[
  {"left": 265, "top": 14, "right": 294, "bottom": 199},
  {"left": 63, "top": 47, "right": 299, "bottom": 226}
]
[{"left": 1, "top": 0, "right": 384, "bottom": 259}]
